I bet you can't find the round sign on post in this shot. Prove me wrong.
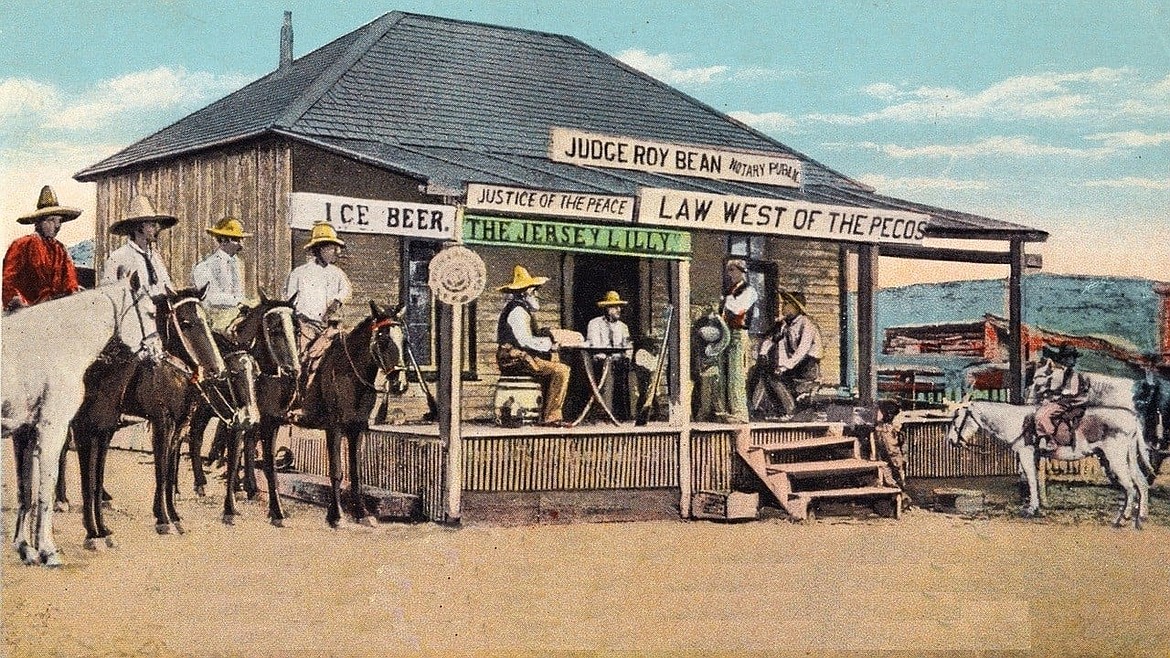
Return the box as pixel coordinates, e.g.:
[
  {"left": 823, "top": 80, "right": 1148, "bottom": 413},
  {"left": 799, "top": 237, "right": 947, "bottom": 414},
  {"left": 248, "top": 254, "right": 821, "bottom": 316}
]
[{"left": 428, "top": 245, "right": 486, "bottom": 305}]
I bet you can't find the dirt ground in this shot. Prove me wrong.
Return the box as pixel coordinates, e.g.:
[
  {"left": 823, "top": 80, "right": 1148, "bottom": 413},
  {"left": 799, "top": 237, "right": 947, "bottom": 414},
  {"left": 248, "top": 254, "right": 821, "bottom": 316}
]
[{"left": 4, "top": 448, "right": 1170, "bottom": 658}]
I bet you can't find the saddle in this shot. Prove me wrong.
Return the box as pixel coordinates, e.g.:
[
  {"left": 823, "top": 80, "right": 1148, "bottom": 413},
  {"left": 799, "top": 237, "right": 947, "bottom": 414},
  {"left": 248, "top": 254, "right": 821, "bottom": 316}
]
[
  {"left": 288, "top": 328, "right": 342, "bottom": 427},
  {"left": 1028, "top": 405, "right": 1087, "bottom": 452}
]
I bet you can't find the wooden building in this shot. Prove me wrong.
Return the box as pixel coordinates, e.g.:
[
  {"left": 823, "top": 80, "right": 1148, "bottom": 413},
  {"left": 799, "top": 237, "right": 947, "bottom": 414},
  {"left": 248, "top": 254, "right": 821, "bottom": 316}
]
[{"left": 76, "top": 12, "right": 1048, "bottom": 522}]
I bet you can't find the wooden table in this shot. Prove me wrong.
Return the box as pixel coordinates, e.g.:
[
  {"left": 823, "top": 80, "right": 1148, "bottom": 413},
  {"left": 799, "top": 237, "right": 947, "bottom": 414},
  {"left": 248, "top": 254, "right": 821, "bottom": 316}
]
[{"left": 559, "top": 345, "right": 630, "bottom": 427}]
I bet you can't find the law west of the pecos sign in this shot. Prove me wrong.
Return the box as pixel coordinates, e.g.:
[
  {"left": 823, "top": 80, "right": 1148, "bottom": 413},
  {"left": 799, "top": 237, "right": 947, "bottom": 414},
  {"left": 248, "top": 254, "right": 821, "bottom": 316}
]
[
  {"left": 288, "top": 192, "right": 457, "bottom": 240},
  {"left": 637, "top": 188, "right": 930, "bottom": 245}
]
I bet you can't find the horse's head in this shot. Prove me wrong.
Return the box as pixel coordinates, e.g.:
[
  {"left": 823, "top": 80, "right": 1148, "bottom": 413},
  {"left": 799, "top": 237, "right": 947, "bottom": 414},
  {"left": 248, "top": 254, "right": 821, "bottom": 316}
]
[
  {"left": 945, "top": 402, "right": 978, "bottom": 448},
  {"left": 369, "top": 300, "right": 408, "bottom": 395},
  {"left": 155, "top": 284, "right": 226, "bottom": 378},
  {"left": 220, "top": 350, "right": 260, "bottom": 431},
  {"left": 115, "top": 271, "right": 164, "bottom": 362},
  {"left": 235, "top": 291, "right": 300, "bottom": 378}
]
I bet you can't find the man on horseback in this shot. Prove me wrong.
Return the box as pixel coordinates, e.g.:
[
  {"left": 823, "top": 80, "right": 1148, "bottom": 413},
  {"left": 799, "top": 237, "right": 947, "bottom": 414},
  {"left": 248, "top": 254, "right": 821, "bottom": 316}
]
[
  {"left": 101, "top": 195, "right": 177, "bottom": 296},
  {"left": 1030, "top": 344, "right": 1090, "bottom": 454},
  {"left": 3, "top": 185, "right": 83, "bottom": 311},
  {"left": 192, "top": 216, "right": 251, "bottom": 332},
  {"left": 495, "top": 265, "right": 571, "bottom": 426}
]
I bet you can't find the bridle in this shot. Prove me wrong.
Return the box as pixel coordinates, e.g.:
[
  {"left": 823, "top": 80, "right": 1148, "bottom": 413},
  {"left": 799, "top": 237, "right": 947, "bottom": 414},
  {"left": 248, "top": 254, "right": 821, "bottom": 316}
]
[
  {"left": 341, "top": 316, "right": 406, "bottom": 391},
  {"left": 160, "top": 295, "right": 253, "bottom": 426},
  {"left": 255, "top": 305, "right": 299, "bottom": 379},
  {"left": 949, "top": 405, "right": 992, "bottom": 456}
]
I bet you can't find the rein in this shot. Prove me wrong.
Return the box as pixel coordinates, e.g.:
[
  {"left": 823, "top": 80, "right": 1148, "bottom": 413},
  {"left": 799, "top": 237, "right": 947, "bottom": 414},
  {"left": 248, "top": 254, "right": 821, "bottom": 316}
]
[
  {"left": 340, "top": 319, "right": 402, "bottom": 392},
  {"left": 951, "top": 406, "right": 993, "bottom": 456},
  {"left": 107, "top": 284, "right": 159, "bottom": 360}
]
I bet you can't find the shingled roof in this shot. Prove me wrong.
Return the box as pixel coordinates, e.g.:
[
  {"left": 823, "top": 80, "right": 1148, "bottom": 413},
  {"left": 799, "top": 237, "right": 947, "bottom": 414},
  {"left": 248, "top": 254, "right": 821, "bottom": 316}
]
[{"left": 75, "top": 11, "right": 1047, "bottom": 242}]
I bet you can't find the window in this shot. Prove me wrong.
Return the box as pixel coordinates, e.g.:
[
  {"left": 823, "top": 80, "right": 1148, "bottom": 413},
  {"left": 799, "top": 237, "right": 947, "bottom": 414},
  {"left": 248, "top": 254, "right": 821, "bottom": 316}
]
[
  {"left": 727, "top": 234, "right": 776, "bottom": 335},
  {"left": 401, "top": 240, "right": 478, "bottom": 378}
]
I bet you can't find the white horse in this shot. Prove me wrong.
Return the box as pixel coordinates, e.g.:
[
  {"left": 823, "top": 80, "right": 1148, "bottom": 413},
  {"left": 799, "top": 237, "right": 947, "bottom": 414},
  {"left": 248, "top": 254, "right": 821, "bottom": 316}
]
[
  {"left": 945, "top": 400, "right": 1154, "bottom": 528},
  {"left": 2, "top": 273, "right": 161, "bottom": 566}
]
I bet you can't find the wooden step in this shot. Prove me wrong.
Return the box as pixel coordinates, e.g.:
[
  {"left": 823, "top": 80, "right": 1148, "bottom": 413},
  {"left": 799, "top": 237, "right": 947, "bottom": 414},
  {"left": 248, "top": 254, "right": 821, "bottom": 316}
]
[
  {"left": 765, "top": 458, "right": 882, "bottom": 478},
  {"left": 790, "top": 485, "right": 902, "bottom": 501},
  {"left": 747, "top": 434, "right": 856, "bottom": 454}
]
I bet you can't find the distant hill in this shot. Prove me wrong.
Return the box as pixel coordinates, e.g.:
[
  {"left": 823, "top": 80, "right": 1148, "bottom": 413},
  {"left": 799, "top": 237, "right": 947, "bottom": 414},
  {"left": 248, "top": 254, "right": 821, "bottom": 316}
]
[
  {"left": 68, "top": 239, "right": 94, "bottom": 270},
  {"left": 870, "top": 273, "right": 1164, "bottom": 382}
]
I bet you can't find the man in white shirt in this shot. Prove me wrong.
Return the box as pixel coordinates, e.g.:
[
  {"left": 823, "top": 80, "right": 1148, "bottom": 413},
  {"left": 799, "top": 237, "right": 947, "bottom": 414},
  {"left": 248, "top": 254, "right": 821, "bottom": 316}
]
[
  {"left": 285, "top": 222, "right": 352, "bottom": 354},
  {"left": 495, "top": 265, "right": 571, "bottom": 426},
  {"left": 191, "top": 216, "right": 250, "bottom": 332},
  {"left": 585, "top": 290, "right": 634, "bottom": 420},
  {"left": 101, "top": 195, "right": 176, "bottom": 297},
  {"left": 750, "top": 290, "right": 822, "bottom": 419},
  {"left": 718, "top": 259, "right": 758, "bottom": 423}
]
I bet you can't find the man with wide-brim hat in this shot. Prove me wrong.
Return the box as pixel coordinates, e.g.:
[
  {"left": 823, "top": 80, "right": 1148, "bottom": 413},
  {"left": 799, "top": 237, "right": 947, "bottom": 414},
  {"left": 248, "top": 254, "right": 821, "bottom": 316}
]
[
  {"left": 749, "top": 289, "right": 822, "bottom": 420},
  {"left": 100, "top": 194, "right": 177, "bottom": 296},
  {"left": 585, "top": 290, "right": 635, "bottom": 420},
  {"left": 1031, "top": 343, "right": 1090, "bottom": 453},
  {"left": 284, "top": 221, "right": 352, "bottom": 352},
  {"left": 192, "top": 215, "right": 253, "bottom": 331},
  {"left": 495, "top": 265, "right": 571, "bottom": 426},
  {"left": 3, "top": 185, "right": 84, "bottom": 311}
]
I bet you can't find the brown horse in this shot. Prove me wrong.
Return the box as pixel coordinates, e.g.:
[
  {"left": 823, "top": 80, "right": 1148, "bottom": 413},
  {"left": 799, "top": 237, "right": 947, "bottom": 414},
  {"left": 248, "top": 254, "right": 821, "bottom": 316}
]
[
  {"left": 297, "top": 301, "right": 407, "bottom": 527},
  {"left": 186, "top": 293, "right": 300, "bottom": 525},
  {"left": 70, "top": 287, "right": 258, "bottom": 547}
]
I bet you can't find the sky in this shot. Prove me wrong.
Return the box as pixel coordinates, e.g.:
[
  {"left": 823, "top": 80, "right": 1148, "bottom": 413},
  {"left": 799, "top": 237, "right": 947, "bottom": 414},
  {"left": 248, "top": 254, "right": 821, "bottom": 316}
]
[{"left": 2, "top": 0, "right": 1167, "bottom": 288}]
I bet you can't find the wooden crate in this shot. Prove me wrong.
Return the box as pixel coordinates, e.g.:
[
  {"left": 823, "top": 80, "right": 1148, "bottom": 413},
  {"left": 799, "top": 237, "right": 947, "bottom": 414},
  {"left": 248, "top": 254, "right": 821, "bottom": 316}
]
[{"left": 691, "top": 490, "right": 759, "bottom": 521}]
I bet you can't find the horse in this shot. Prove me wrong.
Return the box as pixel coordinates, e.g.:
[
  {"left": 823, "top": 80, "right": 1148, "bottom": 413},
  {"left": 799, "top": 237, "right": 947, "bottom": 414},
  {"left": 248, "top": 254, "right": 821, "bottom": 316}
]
[
  {"left": 296, "top": 301, "right": 408, "bottom": 527},
  {"left": 185, "top": 293, "right": 300, "bottom": 526},
  {"left": 2, "top": 273, "right": 161, "bottom": 566},
  {"left": 1134, "top": 372, "right": 1170, "bottom": 471},
  {"left": 69, "top": 286, "right": 259, "bottom": 545},
  {"left": 945, "top": 400, "right": 1154, "bottom": 528}
]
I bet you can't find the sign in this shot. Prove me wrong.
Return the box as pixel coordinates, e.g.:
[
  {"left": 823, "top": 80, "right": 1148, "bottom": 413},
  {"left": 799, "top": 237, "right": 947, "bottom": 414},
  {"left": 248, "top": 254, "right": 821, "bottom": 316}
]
[
  {"left": 465, "top": 183, "right": 634, "bottom": 223},
  {"left": 549, "top": 127, "right": 802, "bottom": 188},
  {"left": 463, "top": 214, "right": 690, "bottom": 260},
  {"left": 637, "top": 187, "right": 931, "bottom": 245},
  {"left": 428, "top": 246, "right": 486, "bottom": 305},
  {"left": 288, "top": 192, "right": 456, "bottom": 240}
]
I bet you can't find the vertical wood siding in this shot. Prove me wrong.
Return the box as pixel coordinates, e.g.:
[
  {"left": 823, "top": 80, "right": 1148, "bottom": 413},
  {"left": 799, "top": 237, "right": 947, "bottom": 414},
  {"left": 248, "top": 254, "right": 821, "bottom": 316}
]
[{"left": 901, "top": 419, "right": 1018, "bottom": 477}]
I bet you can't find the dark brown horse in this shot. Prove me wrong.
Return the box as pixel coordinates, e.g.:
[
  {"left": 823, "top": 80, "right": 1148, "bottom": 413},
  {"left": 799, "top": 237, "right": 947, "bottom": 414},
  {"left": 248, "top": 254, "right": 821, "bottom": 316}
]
[
  {"left": 297, "top": 301, "right": 407, "bottom": 527},
  {"left": 70, "top": 287, "right": 258, "bottom": 547},
  {"left": 186, "top": 293, "right": 300, "bottom": 525}
]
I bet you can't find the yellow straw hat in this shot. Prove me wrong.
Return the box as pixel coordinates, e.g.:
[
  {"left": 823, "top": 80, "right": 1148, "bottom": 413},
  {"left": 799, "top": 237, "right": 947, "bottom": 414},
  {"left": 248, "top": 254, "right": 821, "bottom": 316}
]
[
  {"left": 18, "top": 185, "right": 82, "bottom": 224},
  {"left": 597, "top": 290, "right": 629, "bottom": 307},
  {"left": 207, "top": 216, "right": 253, "bottom": 239},
  {"left": 496, "top": 265, "right": 548, "bottom": 292},
  {"left": 302, "top": 221, "right": 346, "bottom": 250},
  {"left": 109, "top": 195, "right": 178, "bottom": 235},
  {"left": 779, "top": 289, "right": 807, "bottom": 315}
]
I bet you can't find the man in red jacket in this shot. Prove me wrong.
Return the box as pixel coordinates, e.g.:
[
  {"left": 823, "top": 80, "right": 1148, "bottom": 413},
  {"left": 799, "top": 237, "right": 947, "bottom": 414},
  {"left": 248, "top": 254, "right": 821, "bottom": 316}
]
[{"left": 3, "top": 185, "right": 82, "bottom": 311}]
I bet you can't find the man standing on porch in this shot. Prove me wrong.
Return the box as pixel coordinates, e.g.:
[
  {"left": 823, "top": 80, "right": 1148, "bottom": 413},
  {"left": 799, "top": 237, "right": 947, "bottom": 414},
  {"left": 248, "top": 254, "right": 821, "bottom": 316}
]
[
  {"left": 719, "top": 259, "right": 757, "bottom": 423},
  {"left": 495, "top": 265, "right": 571, "bottom": 426}
]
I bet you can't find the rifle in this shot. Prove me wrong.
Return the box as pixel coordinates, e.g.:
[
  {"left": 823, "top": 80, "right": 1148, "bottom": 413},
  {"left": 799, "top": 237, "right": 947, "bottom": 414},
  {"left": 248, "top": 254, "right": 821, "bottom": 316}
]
[
  {"left": 401, "top": 323, "right": 439, "bottom": 422},
  {"left": 636, "top": 304, "right": 673, "bottom": 426}
]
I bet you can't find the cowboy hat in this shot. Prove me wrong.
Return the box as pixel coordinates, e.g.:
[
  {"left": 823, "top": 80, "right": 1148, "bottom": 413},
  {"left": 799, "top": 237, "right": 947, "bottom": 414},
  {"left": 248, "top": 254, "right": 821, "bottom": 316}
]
[
  {"left": 597, "top": 290, "right": 629, "bottom": 308},
  {"left": 693, "top": 312, "right": 730, "bottom": 360},
  {"left": 496, "top": 265, "right": 548, "bottom": 292},
  {"left": 779, "top": 289, "right": 807, "bottom": 315},
  {"left": 302, "top": 221, "right": 345, "bottom": 250},
  {"left": 109, "top": 195, "right": 178, "bottom": 235},
  {"left": 207, "top": 216, "right": 253, "bottom": 239},
  {"left": 18, "top": 185, "right": 82, "bottom": 224},
  {"left": 1042, "top": 344, "right": 1078, "bottom": 367}
]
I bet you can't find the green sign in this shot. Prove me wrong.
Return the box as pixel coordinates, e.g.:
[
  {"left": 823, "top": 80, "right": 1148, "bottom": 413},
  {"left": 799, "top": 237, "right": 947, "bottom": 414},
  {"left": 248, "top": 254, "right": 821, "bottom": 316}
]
[{"left": 463, "top": 215, "right": 690, "bottom": 260}]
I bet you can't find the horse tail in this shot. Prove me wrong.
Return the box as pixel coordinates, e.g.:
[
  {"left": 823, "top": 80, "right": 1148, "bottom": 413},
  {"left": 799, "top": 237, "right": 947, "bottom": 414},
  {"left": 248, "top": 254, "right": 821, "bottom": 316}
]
[{"left": 1136, "top": 429, "right": 1157, "bottom": 483}]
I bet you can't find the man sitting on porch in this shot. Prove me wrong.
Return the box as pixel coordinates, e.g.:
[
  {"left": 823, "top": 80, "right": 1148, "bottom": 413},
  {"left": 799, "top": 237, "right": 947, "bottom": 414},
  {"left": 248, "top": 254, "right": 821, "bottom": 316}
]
[
  {"left": 749, "top": 290, "right": 822, "bottom": 420},
  {"left": 496, "top": 265, "right": 571, "bottom": 427}
]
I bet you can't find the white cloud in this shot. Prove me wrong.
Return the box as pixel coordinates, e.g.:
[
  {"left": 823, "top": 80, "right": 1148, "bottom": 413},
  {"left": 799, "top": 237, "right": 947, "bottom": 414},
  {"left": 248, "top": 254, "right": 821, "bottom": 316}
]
[
  {"left": 850, "top": 136, "right": 1116, "bottom": 159},
  {"left": 1083, "top": 130, "right": 1170, "bottom": 148},
  {"left": 858, "top": 173, "right": 991, "bottom": 192},
  {"left": 45, "top": 67, "right": 251, "bottom": 131},
  {"left": 0, "top": 78, "right": 60, "bottom": 119},
  {"left": 617, "top": 49, "right": 727, "bottom": 85},
  {"left": 728, "top": 110, "right": 798, "bottom": 133},
  {"left": 1081, "top": 177, "right": 1170, "bottom": 190}
]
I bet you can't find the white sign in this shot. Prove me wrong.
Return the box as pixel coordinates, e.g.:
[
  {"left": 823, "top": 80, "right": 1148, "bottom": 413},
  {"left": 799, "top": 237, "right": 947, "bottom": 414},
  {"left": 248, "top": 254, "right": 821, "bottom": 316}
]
[
  {"left": 428, "top": 246, "right": 486, "bottom": 305},
  {"left": 549, "top": 127, "right": 802, "bottom": 188},
  {"left": 288, "top": 192, "right": 456, "bottom": 240},
  {"left": 637, "top": 187, "right": 931, "bottom": 244},
  {"left": 466, "top": 183, "right": 634, "bottom": 222}
]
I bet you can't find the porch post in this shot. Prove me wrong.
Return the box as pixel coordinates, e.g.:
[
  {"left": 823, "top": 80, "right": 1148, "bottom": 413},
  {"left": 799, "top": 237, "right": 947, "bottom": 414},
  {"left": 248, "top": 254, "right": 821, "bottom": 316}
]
[
  {"left": 438, "top": 209, "right": 465, "bottom": 524},
  {"left": 856, "top": 244, "right": 879, "bottom": 405},
  {"left": 838, "top": 246, "right": 851, "bottom": 390},
  {"left": 670, "top": 258, "right": 693, "bottom": 518},
  {"left": 1008, "top": 239, "right": 1026, "bottom": 404}
]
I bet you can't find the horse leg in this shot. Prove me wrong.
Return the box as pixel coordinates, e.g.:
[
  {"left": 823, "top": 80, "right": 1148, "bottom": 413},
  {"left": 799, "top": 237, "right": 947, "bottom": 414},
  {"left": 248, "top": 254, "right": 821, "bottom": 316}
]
[
  {"left": 165, "top": 423, "right": 187, "bottom": 534},
  {"left": 188, "top": 404, "right": 213, "bottom": 497},
  {"left": 11, "top": 425, "right": 36, "bottom": 564},
  {"left": 348, "top": 425, "right": 376, "bottom": 527},
  {"left": 221, "top": 422, "right": 241, "bottom": 525},
  {"left": 325, "top": 426, "right": 344, "bottom": 528},
  {"left": 1017, "top": 446, "right": 1042, "bottom": 516},
  {"left": 55, "top": 438, "right": 70, "bottom": 512},
  {"left": 258, "top": 418, "right": 286, "bottom": 526},
  {"left": 72, "top": 420, "right": 103, "bottom": 549},
  {"left": 242, "top": 428, "right": 260, "bottom": 500},
  {"left": 33, "top": 419, "right": 69, "bottom": 567},
  {"left": 93, "top": 429, "right": 118, "bottom": 547},
  {"left": 151, "top": 419, "right": 177, "bottom": 534},
  {"left": 1101, "top": 442, "right": 1137, "bottom": 528}
]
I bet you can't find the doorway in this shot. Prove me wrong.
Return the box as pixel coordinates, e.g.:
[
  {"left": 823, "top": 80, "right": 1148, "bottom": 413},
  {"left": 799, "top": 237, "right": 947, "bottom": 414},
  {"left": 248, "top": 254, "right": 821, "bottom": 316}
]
[{"left": 567, "top": 254, "right": 642, "bottom": 417}]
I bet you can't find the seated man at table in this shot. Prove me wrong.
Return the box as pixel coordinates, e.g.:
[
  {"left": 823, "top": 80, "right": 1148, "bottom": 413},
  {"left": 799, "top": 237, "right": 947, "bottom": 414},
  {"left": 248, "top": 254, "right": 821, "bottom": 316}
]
[
  {"left": 495, "top": 265, "right": 571, "bottom": 426},
  {"left": 585, "top": 290, "right": 635, "bottom": 421}
]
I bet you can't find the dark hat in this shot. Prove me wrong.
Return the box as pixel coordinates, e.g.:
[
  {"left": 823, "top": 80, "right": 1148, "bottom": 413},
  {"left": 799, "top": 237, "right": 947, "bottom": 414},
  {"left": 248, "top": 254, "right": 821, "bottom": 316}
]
[
  {"left": 1042, "top": 344, "right": 1079, "bottom": 367},
  {"left": 18, "top": 185, "right": 81, "bottom": 224},
  {"left": 779, "top": 289, "right": 807, "bottom": 314},
  {"left": 109, "top": 195, "right": 178, "bottom": 235}
]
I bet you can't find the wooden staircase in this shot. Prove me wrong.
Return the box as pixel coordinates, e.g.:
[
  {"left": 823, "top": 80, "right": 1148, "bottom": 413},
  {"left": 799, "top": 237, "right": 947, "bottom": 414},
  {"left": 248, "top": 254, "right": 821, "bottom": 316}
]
[{"left": 735, "top": 426, "right": 903, "bottom": 521}]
